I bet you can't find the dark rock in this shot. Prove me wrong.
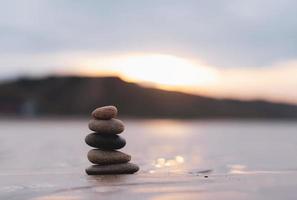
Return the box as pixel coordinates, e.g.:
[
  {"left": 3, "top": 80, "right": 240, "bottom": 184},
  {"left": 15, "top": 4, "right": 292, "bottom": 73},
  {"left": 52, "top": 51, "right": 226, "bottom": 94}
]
[
  {"left": 87, "top": 149, "right": 131, "bottom": 165},
  {"left": 85, "top": 133, "right": 126, "bottom": 150},
  {"left": 86, "top": 163, "right": 139, "bottom": 175}
]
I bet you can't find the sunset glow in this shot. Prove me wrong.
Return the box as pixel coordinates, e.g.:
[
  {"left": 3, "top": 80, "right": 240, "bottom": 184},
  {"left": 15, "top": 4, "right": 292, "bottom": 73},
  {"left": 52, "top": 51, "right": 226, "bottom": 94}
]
[
  {"left": 2, "top": 0, "right": 297, "bottom": 106},
  {"left": 72, "top": 53, "right": 297, "bottom": 104},
  {"left": 76, "top": 54, "right": 218, "bottom": 90}
]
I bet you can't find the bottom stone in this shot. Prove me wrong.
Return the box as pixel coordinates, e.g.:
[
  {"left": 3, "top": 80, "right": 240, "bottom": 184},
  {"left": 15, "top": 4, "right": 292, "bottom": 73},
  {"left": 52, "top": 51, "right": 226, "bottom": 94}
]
[{"left": 85, "top": 163, "right": 139, "bottom": 175}]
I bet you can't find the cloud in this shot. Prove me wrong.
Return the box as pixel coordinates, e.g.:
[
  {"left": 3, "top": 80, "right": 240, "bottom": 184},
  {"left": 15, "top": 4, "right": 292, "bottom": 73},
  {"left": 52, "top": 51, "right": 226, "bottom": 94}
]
[
  {"left": 1, "top": 0, "right": 297, "bottom": 67},
  {"left": 0, "top": 0, "right": 297, "bottom": 103}
]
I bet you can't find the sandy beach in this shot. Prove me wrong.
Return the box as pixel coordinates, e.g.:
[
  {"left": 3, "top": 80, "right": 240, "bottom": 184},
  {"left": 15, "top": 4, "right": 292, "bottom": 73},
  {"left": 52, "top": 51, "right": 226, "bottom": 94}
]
[{"left": 1, "top": 119, "right": 297, "bottom": 200}]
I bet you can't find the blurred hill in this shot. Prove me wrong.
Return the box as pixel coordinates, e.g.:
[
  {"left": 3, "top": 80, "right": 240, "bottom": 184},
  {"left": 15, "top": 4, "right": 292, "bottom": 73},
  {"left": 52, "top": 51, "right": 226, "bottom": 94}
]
[{"left": 0, "top": 76, "right": 297, "bottom": 118}]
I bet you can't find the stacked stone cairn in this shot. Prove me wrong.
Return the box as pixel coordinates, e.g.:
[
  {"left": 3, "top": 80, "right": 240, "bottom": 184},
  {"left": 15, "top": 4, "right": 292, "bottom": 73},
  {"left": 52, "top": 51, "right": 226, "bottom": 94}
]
[{"left": 85, "top": 105, "right": 139, "bottom": 175}]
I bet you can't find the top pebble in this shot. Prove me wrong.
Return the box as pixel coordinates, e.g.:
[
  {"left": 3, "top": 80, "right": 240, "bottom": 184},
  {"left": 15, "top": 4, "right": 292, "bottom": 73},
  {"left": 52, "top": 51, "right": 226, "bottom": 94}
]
[{"left": 92, "top": 105, "right": 118, "bottom": 120}]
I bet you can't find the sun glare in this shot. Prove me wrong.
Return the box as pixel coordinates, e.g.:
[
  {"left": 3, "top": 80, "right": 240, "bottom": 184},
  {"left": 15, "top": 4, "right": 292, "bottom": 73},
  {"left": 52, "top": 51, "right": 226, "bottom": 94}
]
[{"left": 77, "top": 54, "right": 218, "bottom": 91}]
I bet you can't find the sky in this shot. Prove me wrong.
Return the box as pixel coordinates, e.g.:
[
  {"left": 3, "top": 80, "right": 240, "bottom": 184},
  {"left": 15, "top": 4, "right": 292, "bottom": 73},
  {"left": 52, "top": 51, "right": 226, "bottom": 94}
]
[{"left": 1, "top": 0, "right": 297, "bottom": 104}]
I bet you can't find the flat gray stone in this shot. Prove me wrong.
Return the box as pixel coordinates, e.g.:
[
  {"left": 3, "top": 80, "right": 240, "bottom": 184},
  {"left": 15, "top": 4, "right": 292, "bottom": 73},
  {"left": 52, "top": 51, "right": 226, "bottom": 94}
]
[
  {"left": 92, "top": 106, "right": 118, "bottom": 120},
  {"left": 86, "top": 163, "right": 139, "bottom": 175},
  {"left": 88, "top": 118, "right": 124, "bottom": 134},
  {"left": 85, "top": 133, "right": 126, "bottom": 150},
  {"left": 87, "top": 149, "right": 131, "bottom": 165}
]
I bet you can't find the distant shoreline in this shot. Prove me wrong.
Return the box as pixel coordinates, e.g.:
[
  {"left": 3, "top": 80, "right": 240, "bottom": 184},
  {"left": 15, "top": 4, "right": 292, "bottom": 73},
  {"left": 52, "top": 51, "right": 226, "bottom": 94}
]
[
  {"left": 1, "top": 115, "right": 297, "bottom": 122},
  {"left": 1, "top": 76, "right": 297, "bottom": 119}
]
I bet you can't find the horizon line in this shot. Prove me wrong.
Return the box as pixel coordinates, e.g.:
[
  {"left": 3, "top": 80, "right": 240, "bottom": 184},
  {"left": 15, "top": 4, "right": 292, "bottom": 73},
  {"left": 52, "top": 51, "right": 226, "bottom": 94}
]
[{"left": 2, "top": 73, "right": 297, "bottom": 107}]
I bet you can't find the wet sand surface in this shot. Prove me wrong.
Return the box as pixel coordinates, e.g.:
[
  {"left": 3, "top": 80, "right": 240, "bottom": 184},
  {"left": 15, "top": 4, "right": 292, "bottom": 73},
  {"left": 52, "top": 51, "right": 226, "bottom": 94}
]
[{"left": 1, "top": 119, "right": 297, "bottom": 200}]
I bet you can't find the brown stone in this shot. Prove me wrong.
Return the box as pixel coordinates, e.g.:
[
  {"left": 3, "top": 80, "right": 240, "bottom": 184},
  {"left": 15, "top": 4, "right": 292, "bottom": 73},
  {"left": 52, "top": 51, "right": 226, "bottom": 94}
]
[
  {"left": 86, "top": 163, "right": 140, "bottom": 175},
  {"left": 88, "top": 118, "right": 124, "bottom": 134},
  {"left": 91, "top": 106, "right": 118, "bottom": 120},
  {"left": 87, "top": 149, "right": 131, "bottom": 165}
]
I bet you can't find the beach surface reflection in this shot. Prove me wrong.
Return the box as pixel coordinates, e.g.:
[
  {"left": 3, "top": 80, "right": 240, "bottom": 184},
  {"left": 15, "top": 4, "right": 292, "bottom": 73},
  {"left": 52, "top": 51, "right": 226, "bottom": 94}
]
[{"left": 0, "top": 119, "right": 297, "bottom": 200}]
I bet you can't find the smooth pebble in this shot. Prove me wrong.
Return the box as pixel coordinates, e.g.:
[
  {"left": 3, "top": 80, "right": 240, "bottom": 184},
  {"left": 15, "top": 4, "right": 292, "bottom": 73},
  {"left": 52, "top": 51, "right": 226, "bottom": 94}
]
[
  {"left": 86, "top": 163, "right": 139, "bottom": 175},
  {"left": 87, "top": 149, "right": 131, "bottom": 165},
  {"left": 88, "top": 118, "right": 125, "bottom": 134},
  {"left": 92, "top": 106, "right": 118, "bottom": 120},
  {"left": 85, "top": 133, "right": 126, "bottom": 150}
]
